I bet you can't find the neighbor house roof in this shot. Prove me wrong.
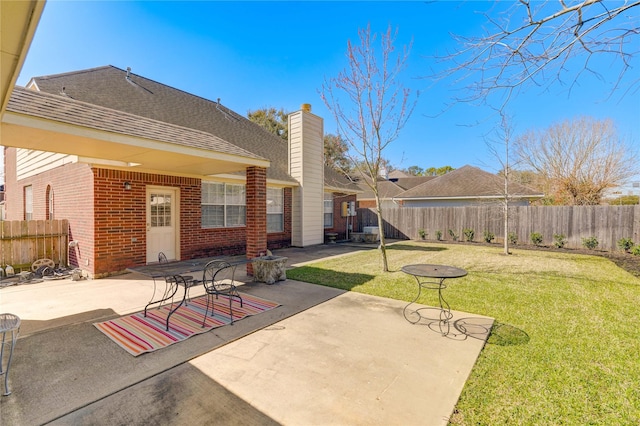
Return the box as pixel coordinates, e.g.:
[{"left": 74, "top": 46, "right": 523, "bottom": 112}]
[
  {"left": 24, "top": 65, "right": 356, "bottom": 192},
  {"left": 394, "top": 165, "right": 544, "bottom": 200},
  {"left": 355, "top": 174, "right": 434, "bottom": 201},
  {"left": 392, "top": 176, "right": 436, "bottom": 191},
  {"left": 355, "top": 176, "right": 407, "bottom": 201}
]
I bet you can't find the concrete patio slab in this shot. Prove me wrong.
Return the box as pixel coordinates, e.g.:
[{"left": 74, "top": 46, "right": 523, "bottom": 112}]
[{"left": 0, "top": 243, "right": 492, "bottom": 425}]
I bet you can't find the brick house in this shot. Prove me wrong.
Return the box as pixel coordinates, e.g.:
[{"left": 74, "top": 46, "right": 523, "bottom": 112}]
[{"left": 2, "top": 66, "right": 358, "bottom": 277}]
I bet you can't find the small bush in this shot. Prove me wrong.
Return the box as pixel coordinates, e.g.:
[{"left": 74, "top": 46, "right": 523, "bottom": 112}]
[
  {"left": 553, "top": 234, "right": 567, "bottom": 249},
  {"left": 448, "top": 229, "right": 459, "bottom": 242},
  {"left": 582, "top": 236, "right": 599, "bottom": 250},
  {"left": 508, "top": 232, "right": 518, "bottom": 245},
  {"left": 631, "top": 245, "right": 640, "bottom": 256},
  {"left": 463, "top": 228, "right": 475, "bottom": 242},
  {"left": 436, "top": 230, "right": 443, "bottom": 241},
  {"left": 530, "top": 232, "right": 543, "bottom": 246},
  {"left": 483, "top": 231, "right": 495, "bottom": 243},
  {"left": 418, "top": 228, "right": 426, "bottom": 240},
  {"left": 617, "top": 238, "right": 634, "bottom": 253}
]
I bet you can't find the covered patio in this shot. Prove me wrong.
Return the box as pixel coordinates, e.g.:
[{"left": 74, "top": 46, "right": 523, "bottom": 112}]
[{"left": 0, "top": 244, "right": 492, "bottom": 425}]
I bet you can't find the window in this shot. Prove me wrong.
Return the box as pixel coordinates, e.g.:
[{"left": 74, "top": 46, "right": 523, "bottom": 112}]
[
  {"left": 324, "top": 193, "right": 333, "bottom": 228},
  {"left": 46, "top": 185, "right": 54, "bottom": 220},
  {"left": 202, "top": 182, "right": 246, "bottom": 228},
  {"left": 24, "top": 185, "right": 33, "bottom": 220},
  {"left": 267, "top": 187, "right": 284, "bottom": 233},
  {"left": 150, "top": 193, "right": 172, "bottom": 227}
]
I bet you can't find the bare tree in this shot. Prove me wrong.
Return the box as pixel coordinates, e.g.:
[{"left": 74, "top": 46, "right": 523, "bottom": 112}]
[
  {"left": 515, "top": 116, "right": 638, "bottom": 205},
  {"left": 485, "top": 114, "right": 519, "bottom": 255},
  {"left": 436, "top": 1, "right": 640, "bottom": 109},
  {"left": 320, "top": 24, "right": 417, "bottom": 272}
]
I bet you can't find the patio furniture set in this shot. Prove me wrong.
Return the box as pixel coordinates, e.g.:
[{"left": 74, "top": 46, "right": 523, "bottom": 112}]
[{"left": 132, "top": 253, "right": 288, "bottom": 332}]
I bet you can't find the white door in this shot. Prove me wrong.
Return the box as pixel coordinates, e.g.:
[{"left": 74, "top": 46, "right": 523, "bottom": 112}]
[{"left": 146, "top": 187, "right": 178, "bottom": 263}]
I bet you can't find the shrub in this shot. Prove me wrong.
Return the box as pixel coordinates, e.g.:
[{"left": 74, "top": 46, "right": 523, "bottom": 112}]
[
  {"left": 530, "top": 232, "right": 543, "bottom": 246},
  {"left": 508, "top": 232, "right": 518, "bottom": 245},
  {"left": 553, "top": 234, "right": 567, "bottom": 249},
  {"left": 582, "top": 236, "right": 599, "bottom": 250},
  {"left": 418, "top": 228, "right": 426, "bottom": 240},
  {"left": 483, "top": 231, "right": 495, "bottom": 243},
  {"left": 448, "top": 229, "right": 459, "bottom": 242},
  {"left": 617, "top": 238, "right": 634, "bottom": 253},
  {"left": 631, "top": 245, "right": 640, "bottom": 256},
  {"left": 463, "top": 228, "right": 475, "bottom": 242},
  {"left": 436, "top": 230, "right": 443, "bottom": 241}
]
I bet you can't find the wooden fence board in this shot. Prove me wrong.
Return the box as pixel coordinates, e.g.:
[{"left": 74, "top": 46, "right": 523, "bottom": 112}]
[
  {"left": 0, "top": 219, "right": 69, "bottom": 272},
  {"left": 357, "top": 205, "right": 640, "bottom": 252}
]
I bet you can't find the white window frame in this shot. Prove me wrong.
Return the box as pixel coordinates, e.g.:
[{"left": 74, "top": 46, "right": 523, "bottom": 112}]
[
  {"left": 201, "top": 182, "right": 246, "bottom": 228},
  {"left": 324, "top": 193, "right": 333, "bottom": 228},
  {"left": 267, "top": 187, "right": 284, "bottom": 233},
  {"left": 25, "top": 185, "right": 33, "bottom": 220}
]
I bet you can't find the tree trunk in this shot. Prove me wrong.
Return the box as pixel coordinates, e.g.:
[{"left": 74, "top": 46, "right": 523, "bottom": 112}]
[{"left": 374, "top": 193, "right": 389, "bottom": 272}]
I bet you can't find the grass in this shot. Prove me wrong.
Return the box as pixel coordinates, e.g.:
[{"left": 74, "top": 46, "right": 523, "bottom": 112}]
[{"left": 286, "top": 241, "right": 640, "bottom": 425}]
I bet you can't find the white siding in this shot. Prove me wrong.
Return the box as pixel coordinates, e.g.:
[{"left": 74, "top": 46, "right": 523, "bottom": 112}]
[
  {"left": 289, "top": 109, "right": 324, "bottom": 246},
  {"left": 16, "top": 149, "right": 77, "bottom": 179}
]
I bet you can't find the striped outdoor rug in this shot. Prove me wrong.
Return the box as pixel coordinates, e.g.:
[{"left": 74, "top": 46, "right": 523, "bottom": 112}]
[{"left": 94, "top": 293, "right": 280, "bottom": 356}]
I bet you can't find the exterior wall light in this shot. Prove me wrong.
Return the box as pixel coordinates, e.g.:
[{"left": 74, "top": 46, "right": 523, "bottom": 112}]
[{"left": 124, "top": 181, "right": 132, "bottom": 190}]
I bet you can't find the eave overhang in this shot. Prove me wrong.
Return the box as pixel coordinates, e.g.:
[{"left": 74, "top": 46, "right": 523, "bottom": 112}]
[{"left": 1, "top": 0, "right": 45, "bottom": 116}]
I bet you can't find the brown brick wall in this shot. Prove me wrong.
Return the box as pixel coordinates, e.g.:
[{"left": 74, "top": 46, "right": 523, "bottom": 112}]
[
  {"left": 3, "top": 148, "right": 94, "bottom": 271},
  {"left": 4, "top": 150, "right": 289, "bottom": 277}
]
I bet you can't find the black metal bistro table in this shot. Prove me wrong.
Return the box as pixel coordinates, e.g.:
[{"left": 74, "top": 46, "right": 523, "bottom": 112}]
[
  {"left": 128, "top": 257, "right": 253, "bottom": 331},
  {"left": 401, "top": 264, "right": 467, "bottom": 336}
]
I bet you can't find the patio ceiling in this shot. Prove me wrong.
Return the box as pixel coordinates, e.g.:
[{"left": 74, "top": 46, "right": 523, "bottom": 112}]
[{"left": 0, "top": 0, "right": 45, "bottom": 115}]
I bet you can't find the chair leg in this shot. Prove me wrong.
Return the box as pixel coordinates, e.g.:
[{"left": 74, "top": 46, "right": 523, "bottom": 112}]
[{"left": 202, "top": 294, "right": 211, "bottom": 328}]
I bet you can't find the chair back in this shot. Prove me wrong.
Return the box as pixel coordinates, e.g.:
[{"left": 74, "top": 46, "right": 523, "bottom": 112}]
[
  {"left": 202, "top": 261, "right": 235, "bottom": 291},
  {"left": 158, "top": 252, "right": 169, "bottom": 264}
]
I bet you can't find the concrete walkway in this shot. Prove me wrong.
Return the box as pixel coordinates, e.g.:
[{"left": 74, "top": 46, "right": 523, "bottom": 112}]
[{"left": 0, "top": 243, "right": 493, "bottom": 425}]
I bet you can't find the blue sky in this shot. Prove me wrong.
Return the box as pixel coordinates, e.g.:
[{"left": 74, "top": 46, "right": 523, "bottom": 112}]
[{"left": 9, "top": 0, "right": 640, "bottom": 180}]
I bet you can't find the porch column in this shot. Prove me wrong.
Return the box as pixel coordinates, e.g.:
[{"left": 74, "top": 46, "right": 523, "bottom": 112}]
[{"left": 245, "top": 166, "right": 267, "bottom": 275}]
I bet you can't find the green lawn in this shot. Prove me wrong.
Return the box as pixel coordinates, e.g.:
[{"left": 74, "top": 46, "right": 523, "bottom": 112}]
[{"left": 286, "top": 242, "right": 640, "bottom": 425}]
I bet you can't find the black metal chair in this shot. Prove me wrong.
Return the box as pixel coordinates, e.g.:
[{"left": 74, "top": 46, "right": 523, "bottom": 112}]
[{"left": 201, "top": 260, "right": 243, "bottom": 327}]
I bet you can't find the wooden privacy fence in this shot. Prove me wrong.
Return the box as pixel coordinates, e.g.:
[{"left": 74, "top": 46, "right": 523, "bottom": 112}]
[
  {"left": 1, "top": 220, "right": 69, "bottom": 270},
  {"left": 357, "top": 205, "right": 640, "bottom": 252}
]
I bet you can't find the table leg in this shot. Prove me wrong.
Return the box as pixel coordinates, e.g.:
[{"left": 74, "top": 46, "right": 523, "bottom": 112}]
[
  {"left": 1, "top": 328, "right": 19, "bottom": 396},
  {"left": 165, "top": 281, "right": 188, "bottom": 331},
  {"left": 144, "top": 278, "right": 178, "bottom": 317},
  {"left": 403, "top": 276, "right": 453, "bottom": 336},
  {"left": 437, "top": 278, "right": 453, "bottom": 336}
]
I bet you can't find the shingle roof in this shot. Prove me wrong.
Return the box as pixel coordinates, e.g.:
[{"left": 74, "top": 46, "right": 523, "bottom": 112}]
[
  {"left": 395, "top": 165, "right": 544, "bottom": 199},
  {"left": 29, "top": 65, "right": 298, "bottom": 181},
  {"left": 393, "top": 176, "right": 435, "bottom": 190},
  {"left": 25, "top": 65, "right": 358, "bottom": 191},
  {"left": 324, "top": 167, "right": 361, "bottom": 193},
  {"left": 7, "top": 87, "right": 266, "bottom": 161},
  {"left": 355, "top": 176, "right": 407, "bottom": 200}
]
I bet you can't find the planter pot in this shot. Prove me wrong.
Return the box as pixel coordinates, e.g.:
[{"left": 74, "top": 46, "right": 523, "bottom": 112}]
[{"left": 253, "top": 256, "right": 288, "bottom": 284}]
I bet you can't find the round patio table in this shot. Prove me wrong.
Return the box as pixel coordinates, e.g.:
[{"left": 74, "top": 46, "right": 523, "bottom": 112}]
[
  {"left": 401, "top": 264, "right": 467, "bottom": 336},
  {"left": 0, "top": 313, "right": 21, "bottom": 396}
]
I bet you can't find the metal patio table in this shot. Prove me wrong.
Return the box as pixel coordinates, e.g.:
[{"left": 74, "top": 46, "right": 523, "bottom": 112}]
[{"left": 401, "top": 264, "right": 467, "bottom": 336}]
